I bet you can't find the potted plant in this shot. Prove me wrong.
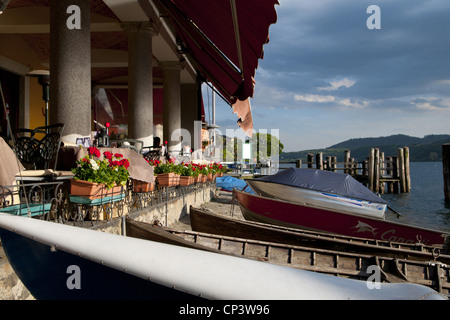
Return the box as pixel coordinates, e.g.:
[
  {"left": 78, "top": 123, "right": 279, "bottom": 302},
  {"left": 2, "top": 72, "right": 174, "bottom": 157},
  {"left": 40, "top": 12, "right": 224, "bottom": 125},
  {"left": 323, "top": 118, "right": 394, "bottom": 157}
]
[
  {"left": 190, "top": 163, "right": 201, "bottom": 183},
  {"left": 207, "top": 163, "right": 217, "bottom": 181},
  {"left": 133, "top": 158, "right": 158, "bottom": 192},
  {"left": 153, "top": 159, "right": 179, "bottom": 187},
  {"left": 202, "top": 140, "right": 209, "bottom": 151},
  {"left": 213, "top": 162, "right": 225, "bottom": 177},
  {"left": 179, "top": 163, "right": 194, "bottom": 186},
  {"left": 70, "top": 147, "right": 130, "bottom": 198},
  {"left": 199, "top": 164, "right": 208, "bottom": 183}
]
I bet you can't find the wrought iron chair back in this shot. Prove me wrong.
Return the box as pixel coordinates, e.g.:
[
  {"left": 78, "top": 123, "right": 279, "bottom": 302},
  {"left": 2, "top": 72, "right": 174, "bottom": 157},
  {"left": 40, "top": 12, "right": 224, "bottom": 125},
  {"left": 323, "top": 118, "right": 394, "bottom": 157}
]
[
  {"left": 143, "top": 147, "right": 162, "bottom": 163},
  {"left": 14, "top": 123, "right": 65, "bottom": 170},
  {"left": 14, "top": 129, "right": 40, "bottom": 169}
]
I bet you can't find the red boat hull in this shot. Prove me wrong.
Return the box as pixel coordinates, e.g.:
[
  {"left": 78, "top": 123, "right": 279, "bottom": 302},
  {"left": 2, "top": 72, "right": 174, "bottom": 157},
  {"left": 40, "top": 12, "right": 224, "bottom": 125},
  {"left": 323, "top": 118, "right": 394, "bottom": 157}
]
[{"left": 234, "top": 190, "right": 449, "bottom": 246}]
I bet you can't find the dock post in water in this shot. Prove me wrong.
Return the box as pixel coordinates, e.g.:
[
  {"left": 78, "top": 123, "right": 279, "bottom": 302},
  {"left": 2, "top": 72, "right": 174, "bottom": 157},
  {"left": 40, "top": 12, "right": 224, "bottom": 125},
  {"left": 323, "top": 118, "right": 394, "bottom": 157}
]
[
  {"left": 443, "top": 144, "right": 450, "bottom": 203},
  {"left": 398, "top": 148, "right": 406, "bottom": 193},
  {"left": 344, "top": 150, "right": 351, "bottom": 174},
  {"left": 403, "top": 147, "right": 411, "bottom": 193},
  {"left": 374, "top": 148, "right": 380, "bottom": 193},
  {"left": 307, "top": 153, "right": 314, "bottom": 168},
  {"left": 368, "top": 148, "right": 375, "bottom": 191},
  {"left": 316, "top": 153, "right": 323, "bottom": 170}
]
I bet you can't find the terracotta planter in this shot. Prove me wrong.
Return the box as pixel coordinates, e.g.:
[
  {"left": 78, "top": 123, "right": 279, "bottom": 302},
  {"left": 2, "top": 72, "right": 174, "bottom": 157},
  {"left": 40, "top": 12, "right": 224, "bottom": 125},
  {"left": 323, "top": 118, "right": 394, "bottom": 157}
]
[
  {"left": 70, "top": 179, "right": 106, "bottom": 199},
  {"left": 194, "top": 174, "right": 202, "bottom": 183},
  {"left": 179, "top": 176, "right": 194, "bottom": 186},
  {"left": 217, "top": 172, "right": 224, "bottom": 177},
  {"left": 207, "top": 173, "right": 217, "bottom": 181},
  {"left": 156, "top": 172, "right": 178, "bottom": 187},
  {"left": 107, "top": 184, "right": 123, "bottom": 197},
  {"left": 133, "top": 179, "right": 155, "bottom": 192}
]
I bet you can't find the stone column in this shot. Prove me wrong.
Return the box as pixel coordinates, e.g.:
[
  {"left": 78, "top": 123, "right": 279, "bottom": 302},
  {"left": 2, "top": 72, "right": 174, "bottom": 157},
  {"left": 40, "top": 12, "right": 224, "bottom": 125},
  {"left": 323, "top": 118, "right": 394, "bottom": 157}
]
[
  {"left": 161, "top": 61, "right": 182, "bottom": 153},
  {"left": 50, "top": 0, "right": 91, "bottom": 143},
  {"left": 123, "top": 22, "right": 156, "bottom": 147},
  {"left": 181, "top": 83, "right": 200, "bottom": 150}
]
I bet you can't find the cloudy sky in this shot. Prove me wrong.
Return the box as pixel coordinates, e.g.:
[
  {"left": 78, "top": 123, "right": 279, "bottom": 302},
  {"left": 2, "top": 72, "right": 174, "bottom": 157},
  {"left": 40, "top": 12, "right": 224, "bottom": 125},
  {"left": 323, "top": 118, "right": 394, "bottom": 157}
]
[{"left": 206, "top": 0, "right": 450, "bottom": 152}]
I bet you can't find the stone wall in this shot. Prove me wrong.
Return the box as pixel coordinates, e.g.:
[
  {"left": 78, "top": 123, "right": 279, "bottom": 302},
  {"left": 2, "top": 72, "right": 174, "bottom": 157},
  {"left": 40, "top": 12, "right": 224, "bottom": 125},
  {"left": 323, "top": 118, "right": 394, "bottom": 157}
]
[{"left": 0, "top": 247, "right": 33, "bottom": 300}]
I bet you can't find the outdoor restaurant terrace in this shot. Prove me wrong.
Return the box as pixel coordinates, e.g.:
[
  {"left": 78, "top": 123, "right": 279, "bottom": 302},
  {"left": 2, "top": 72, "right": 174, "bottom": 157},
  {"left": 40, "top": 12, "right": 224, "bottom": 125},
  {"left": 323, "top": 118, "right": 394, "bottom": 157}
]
[{"left": 0, "top": 0, "right": 278, "bottom": 224}]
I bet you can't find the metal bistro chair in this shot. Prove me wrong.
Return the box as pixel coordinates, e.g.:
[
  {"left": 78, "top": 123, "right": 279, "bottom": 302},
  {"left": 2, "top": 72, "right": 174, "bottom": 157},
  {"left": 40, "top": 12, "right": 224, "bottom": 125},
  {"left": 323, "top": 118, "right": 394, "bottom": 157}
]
[
  {"left": 142, "top": 146, "right": 163, "bottom": 163},
  {"left": 14, "top": 123, "right": 65, "bottom": 171},
  {"left": 110, "top": 139, "right": 144, "bottom": 153}
]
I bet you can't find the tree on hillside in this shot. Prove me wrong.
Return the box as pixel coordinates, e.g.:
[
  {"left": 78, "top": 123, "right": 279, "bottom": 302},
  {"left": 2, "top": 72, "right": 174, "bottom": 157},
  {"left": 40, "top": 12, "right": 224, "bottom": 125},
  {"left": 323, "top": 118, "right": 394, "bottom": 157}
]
[
  {"left": 220, "top": 132, "right": 284, "bottom": 163},
  {"left": 254, "top": 132, "right": 284, "bottom": 162}
]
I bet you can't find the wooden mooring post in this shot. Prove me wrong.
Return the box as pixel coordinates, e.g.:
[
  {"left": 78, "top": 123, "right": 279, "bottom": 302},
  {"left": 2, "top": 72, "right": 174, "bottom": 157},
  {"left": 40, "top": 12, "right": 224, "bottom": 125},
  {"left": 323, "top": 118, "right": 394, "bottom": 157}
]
[
  {"left": 287, "top": 147, "right": 411, "bottom": 194},
  {"left": 443, "top": 144, "right": 450, "bottom": 203}
]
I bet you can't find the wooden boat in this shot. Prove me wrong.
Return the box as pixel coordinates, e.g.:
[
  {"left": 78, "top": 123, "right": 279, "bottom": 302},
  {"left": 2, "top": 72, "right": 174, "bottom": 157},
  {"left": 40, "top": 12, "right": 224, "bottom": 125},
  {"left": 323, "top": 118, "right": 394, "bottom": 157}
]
[
  {"left": 126, "top": 218, "right": 450, "bottom": 294},
  {"left": 247, "top": 168, "right": 387, "bottom": 219},
  {"left": 0, "top": 213, "right": 446, "bottom": 300},
  {"left": 233, "top": 189, "right": 450, "bottom": 246},
  {"left": 189, "top": 206, "right": 450, "bottom": 263}
]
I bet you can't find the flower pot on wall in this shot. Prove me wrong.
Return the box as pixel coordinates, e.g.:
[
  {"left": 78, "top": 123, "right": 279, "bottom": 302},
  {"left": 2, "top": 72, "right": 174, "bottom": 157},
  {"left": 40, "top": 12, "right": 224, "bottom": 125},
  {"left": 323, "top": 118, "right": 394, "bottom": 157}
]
[
  {"left": 179, "top": 176, "right": 194, "bottom": 186},
  {"left": 70, "top": 179, "right": 106, "bottom": 199},
  {"left": 133, "top": 179, "right": 155, "bottom": 192},
  {"left": 194, "top": 174, "right": 202, "bottom": 183},
  {"left": 156, "top": 172, "right": 178, "bottom": 187},
  {"left": 107, "top": 184, "right": 123, "bottom": 197}
]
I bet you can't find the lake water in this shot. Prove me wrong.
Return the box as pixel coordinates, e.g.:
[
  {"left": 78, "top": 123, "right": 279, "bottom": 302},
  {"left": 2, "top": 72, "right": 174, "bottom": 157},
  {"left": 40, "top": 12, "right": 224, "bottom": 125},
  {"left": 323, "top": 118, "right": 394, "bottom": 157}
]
[
  {"left": 381, "top": 162, "right": 450, "bottom": 233},
  {"left": 278, "top": 162, "right": 450, "bottom": 233}
]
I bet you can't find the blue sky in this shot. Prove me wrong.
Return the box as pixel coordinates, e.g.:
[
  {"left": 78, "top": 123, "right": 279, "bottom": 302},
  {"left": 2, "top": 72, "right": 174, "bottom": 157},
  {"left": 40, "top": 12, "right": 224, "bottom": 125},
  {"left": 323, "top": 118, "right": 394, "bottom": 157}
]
[{"left": 206, "top": 0, "right": 450, "bottom": 152}]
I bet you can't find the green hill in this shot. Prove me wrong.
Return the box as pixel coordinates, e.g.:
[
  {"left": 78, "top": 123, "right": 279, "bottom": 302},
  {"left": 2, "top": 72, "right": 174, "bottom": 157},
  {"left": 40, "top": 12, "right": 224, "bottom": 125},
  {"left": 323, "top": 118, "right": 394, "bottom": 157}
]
[{"left": 280, "top": 134, "right": 450, "bottom": 162}]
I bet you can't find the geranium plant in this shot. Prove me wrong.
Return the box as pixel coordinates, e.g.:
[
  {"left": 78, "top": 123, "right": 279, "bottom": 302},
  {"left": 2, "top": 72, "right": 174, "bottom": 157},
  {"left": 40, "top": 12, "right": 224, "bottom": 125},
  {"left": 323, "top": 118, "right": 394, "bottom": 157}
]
[
  {"left": 71, "top": 147, "right": 130, "bottom": 189},
  {"left": 179, "top": 163, "right": 194, "bottom": 176}
]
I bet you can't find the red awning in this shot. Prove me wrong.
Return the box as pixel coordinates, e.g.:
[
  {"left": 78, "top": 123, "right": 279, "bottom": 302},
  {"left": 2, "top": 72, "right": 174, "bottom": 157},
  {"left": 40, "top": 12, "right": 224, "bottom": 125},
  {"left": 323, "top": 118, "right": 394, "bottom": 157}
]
[{"left": 155, "top": 0, "right": 278, "bottom": 136}]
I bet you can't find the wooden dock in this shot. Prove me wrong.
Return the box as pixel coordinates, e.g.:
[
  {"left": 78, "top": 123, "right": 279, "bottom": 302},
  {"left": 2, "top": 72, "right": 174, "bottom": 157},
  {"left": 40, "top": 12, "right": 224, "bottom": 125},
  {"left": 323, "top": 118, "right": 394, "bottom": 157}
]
[
  {"left": 443, "top": 144, "right": 450, "bottom": 203},
  {"left": 284, "top": 147, "right": 411, "bottom": 194}
]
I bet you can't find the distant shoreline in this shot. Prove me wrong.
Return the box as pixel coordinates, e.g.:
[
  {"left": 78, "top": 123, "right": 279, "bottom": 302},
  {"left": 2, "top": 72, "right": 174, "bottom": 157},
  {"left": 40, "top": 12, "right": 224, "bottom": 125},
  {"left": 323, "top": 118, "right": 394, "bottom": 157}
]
[{"left": 280, "top": 134, "right": 450, "bottom": 163}]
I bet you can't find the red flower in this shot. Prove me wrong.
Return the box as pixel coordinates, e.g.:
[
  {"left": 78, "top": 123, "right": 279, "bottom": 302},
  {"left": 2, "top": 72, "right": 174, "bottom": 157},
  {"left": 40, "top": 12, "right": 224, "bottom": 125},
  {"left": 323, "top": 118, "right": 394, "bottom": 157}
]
[
  {"left": 114, "top": 153, "right": 123, "bottom": 159},
  {"left": 88, "top": 146, "right": 100, "bottom": 158},
  {"left": 103, "top": 151, "right": 113, "bottom": 161},
  {"left": 119, "top": 159, "right": 130, "bottom": 169}
]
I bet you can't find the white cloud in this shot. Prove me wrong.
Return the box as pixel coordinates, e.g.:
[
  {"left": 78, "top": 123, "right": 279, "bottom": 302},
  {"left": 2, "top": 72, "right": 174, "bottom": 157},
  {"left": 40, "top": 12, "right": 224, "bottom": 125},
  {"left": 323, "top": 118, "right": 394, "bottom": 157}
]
[
  {"left": 338, "top": 98, "right": 369, "bottom": 109},
  {"left": 317, "top": 78, "right": 356, "bottom": 91},
  {"left": 410, "top": 97, "right": 450, "bottom": 112},
  {"left": 294, "top": 94, "right": 335, "bottom": 103},
  {"left": 293, "top": 93, "right": 368, "bottom": 109}
]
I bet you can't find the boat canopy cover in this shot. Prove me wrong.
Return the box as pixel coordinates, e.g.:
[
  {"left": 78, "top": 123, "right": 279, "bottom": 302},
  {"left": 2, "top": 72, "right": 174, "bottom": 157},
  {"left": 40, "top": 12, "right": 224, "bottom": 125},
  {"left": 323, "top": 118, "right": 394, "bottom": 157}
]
[{"left": 254, "top": 168, "right": 386, "bottom": 204}]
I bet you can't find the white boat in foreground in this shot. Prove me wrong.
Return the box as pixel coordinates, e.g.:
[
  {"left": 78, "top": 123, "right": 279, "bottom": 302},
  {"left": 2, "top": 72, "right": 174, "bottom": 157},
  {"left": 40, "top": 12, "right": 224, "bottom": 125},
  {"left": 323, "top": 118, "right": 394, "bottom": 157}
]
[
  {"left": 247, "top": 168, "right": 387, "bottom": 219},
  {"left": 0, "top": 213, "right": 445, "bottom": 300}
]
